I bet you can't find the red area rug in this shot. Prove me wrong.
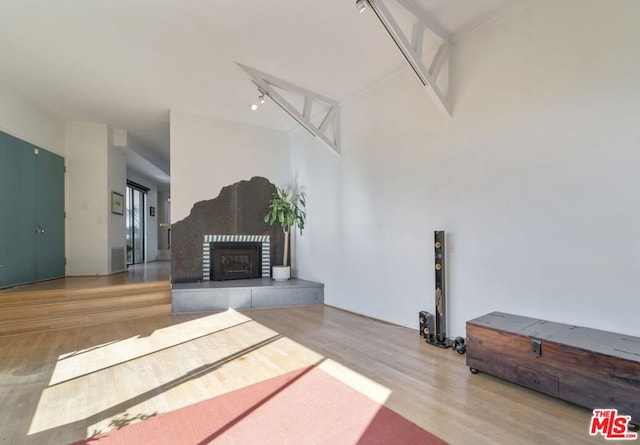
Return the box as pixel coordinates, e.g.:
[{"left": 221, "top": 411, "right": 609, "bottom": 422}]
[{"left": 73, "top": 366, "right": 447, "bottom": 445}]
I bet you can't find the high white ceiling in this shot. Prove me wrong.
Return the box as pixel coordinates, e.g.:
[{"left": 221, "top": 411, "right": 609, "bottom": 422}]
[{"left": 0, "top": 0, "right": 521, "bottom": 179}]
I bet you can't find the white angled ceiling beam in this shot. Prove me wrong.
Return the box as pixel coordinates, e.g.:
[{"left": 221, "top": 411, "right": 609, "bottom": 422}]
[
  {"left": 361, "top": 0, "right": 453, "bottom": 116},
  {"left": 236, "top": 62, "right": 341, "bottom": 155},
  {"left": 429, "top": 43, "right": 448, "bottom": 78}
]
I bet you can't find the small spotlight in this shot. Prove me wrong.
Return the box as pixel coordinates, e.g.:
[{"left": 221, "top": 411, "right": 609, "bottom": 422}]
[
  {"left": 356, "top": 0, "right": 367, "bottom": 13},
  {"left": 259, "top": 93, "right": 265, "bottom": 104},
  {"left": 250, "top": 104, "right": 258, "bottom": 111}
]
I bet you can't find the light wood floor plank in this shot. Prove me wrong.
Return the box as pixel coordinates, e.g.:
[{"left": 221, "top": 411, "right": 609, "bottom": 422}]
[{"left": 0, "top": 304, "right": 602, "bottom": 444}]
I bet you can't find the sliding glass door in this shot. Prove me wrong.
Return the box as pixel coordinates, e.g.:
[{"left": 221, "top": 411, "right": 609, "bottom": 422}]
[{"left": 126, "top": 184, "right": 146, "bottom": 265}]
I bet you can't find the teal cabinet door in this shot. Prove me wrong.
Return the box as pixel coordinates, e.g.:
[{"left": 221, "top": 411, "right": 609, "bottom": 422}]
[
  {"left": 35, "top": 147, "right": 65, "bottom": 281},
  {"left": 0, "top": 132, "right": 37, "bottom": 288},
  {"left": 0, "top": 131, "right": 65, "bottom": 288}
]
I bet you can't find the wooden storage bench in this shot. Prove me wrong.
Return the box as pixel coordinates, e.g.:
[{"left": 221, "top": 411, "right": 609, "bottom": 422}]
[{"left": 466, "top": 311, "right": 640, "bottom": 428}]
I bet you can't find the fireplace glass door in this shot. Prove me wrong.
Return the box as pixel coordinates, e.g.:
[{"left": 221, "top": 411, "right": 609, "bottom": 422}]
[{"left": 211, "top": 242, "right": 262, "bottom": 280}]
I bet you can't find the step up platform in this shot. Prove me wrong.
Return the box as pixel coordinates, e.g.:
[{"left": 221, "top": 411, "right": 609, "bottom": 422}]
[
  {"left": 171, "top": 278, "right": 324, "bottom": 313},
  {"left": 0, "top": 281, "right": 171, "bottom": 336}
]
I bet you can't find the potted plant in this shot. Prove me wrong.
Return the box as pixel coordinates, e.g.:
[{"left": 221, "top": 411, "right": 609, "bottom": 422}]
[
  {"left": 126, "top": 245, "right": 133, "bottom": 266},
  {"left": 264, "top": 186, "right": 306, "bottom": 281}
]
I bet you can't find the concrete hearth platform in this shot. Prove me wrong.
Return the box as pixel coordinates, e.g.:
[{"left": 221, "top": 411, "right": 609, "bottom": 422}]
[{"left": 171, "top": 278, "right": 324, "bottom": 313}]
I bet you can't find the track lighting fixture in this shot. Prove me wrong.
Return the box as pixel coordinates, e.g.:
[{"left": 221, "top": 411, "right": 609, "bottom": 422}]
[
  {"left": 251, "top": 90, "right": 267, "bottom": 111},
  {"left": 356, "top": 0, "right": 367, "bottom": 13},
  {"left": 236, "top": 62, "right": 341, "bottom": 154}
]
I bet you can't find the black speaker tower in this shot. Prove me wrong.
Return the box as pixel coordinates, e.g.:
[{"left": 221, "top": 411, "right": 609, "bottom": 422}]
[
  {"left": 419, "top": 310, "right": 434, "bottom": 341},
  {"left": 425, "top": 230, "right": 453, "bottom": 349}
]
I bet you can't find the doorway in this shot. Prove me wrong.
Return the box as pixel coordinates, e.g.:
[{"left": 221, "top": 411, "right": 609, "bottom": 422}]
[
  {"left": 0, "top": 131, "right": 65, "bottom": 288},
  {"left": 125, "top": 181, "right": 148, "bottom": 265}
]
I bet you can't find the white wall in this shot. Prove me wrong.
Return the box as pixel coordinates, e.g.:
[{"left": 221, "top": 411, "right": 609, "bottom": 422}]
[
  {"left": 292, "top": 0, "right": 640, "bottom": 337},
  {"left": 288, "top": 131, "right": 342, "bottom": 284},
  {"left": 65, "top": 122, "right": 110, "bottom": 275},
  {"left": 66, "top": 122, "right": 128, "bottom": 275},
  {"left": 108, "top": 130, "right": 127, "bottom": 273},
  {"left": 0, "top": 85, "right": 65, "bottom": 156},
  {"left": 170, "top": 110, "right": 290, "bottom": 222}
]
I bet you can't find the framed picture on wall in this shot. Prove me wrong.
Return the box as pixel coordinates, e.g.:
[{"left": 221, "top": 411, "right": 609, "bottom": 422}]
[
  {"left": 111, "top": 191, "right": 124, "bottom": 215},
  {"left": 150, "top": 206, "right": 155, "bottom": 217}
]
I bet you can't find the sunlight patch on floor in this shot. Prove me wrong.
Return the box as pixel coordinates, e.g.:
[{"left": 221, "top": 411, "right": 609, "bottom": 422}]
[
  {"left": 215, "top": 363, "right": 391, "bottom": 445},
  {"left": 318, "top": 359, "right": 391, "bottom": 405},
  {"left": 49, "top": 309, "right": 250, "bottom": 386},
  {"left": 26, "top": 309, "right": 391, "bottom": 441}
]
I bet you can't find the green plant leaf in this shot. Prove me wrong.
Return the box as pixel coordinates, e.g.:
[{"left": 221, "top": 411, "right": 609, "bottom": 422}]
[{"left": 264, "top": 186, "right": 307, "bottom": 236}]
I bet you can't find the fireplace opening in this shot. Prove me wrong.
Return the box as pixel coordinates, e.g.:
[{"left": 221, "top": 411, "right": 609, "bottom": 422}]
[{"left": 211, "top": 242, "right": 262, "bottom": 281}]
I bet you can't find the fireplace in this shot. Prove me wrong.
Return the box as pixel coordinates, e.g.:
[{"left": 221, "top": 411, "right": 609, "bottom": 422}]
[
  {"left": 203, "top": 235, "right": 271, "bottom": 281},
  {"left": 211, "top": 242, "right": 261, "bottom": 281}
]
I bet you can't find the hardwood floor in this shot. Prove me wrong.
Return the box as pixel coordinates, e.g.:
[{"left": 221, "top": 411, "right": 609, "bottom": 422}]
[
  {"left": 0, "top": 304, "right": 601, "bottom": 444},
  {"left": 0, "top": 261, "right": 171, "bottom": 294},
  {"left": 0, "top": 262, "right": 172, "bottom": 336}
]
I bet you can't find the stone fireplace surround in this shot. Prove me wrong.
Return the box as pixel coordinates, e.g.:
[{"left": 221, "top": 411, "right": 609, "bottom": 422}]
[
  {"left": 170, "top": 176, "right": 323, "bottom": 312},
  {"left": 171, "top": 176, "right": 285, "bottom": 284}
]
